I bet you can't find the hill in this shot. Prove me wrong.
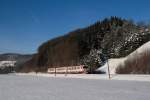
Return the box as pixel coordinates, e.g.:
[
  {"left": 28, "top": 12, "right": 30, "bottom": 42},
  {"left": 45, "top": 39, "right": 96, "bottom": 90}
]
[
  {"left": 97, "top": 41, "right": 150, "bottom": 74},
  {"left": 0, "top": 53, "right": 32, "bottom": 73},
  {"left": 20, "top": 16, "right": 150, "bottom": 73},
  {"left": 116, "top": 41, "right": 150, "bottom": 74},
  {"left": 0, "top": 53, "right": 32, "bottom": 61}
]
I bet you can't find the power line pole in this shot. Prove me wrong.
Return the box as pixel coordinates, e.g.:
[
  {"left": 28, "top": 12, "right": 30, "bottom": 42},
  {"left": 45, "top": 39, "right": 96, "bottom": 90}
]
[
  {"left": 100, "top": 50, "right": 111, "bottom": 79},
  {"left": 65, "top": 66, "right": 68, "bottom": 76},
  {"left": 106, "top": 59, "right": 111, "bottom": 79},
  {"left": 55, "top": 66, "right": 56, "bottom": 77}
]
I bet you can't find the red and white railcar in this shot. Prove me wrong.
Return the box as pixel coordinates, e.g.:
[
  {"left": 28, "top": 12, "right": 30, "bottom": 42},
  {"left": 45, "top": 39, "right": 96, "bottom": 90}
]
[{"left": 47, "top": 65, "right": 85, "bottom": 74}]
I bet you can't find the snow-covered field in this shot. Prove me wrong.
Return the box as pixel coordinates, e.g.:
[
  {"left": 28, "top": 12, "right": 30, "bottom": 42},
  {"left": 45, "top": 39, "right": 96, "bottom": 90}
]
[
  {"left": 0, "top": 74, "right": 150, "bottom": 100},
  {"left": 17, "top": 73, "right": 150, "bottom": 82}
]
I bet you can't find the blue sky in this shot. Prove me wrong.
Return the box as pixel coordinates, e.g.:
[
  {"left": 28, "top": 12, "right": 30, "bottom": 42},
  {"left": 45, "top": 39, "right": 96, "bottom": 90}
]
[{"left": 0, "top": 0, "right": 150, "bottom": 54}]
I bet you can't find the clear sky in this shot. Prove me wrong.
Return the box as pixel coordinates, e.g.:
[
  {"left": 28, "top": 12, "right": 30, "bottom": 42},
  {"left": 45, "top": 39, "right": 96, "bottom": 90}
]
[{"left": 0, "top": 0, "right": 150, "bottom": 54}]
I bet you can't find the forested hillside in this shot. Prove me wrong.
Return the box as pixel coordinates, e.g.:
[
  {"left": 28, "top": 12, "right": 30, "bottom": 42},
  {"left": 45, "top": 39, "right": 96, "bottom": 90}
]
[{"left": 20, "top": 17, "right": 150, "bottom": 73}]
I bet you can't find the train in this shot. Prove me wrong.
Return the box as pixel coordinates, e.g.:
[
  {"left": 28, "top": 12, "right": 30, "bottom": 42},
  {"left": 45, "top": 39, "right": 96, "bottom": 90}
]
[{"left": 47, "top": 65, "right": 86, "bottom": 74}]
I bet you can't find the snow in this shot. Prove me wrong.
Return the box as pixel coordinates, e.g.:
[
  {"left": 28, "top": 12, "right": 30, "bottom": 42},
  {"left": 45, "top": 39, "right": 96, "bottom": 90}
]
[
  {"left": 0, "top": 74, "right": 150, "bottom": 100},
  {"left": 17, "top": 73, "right": 150, "bottom": 82},
  {"left": 0, "top": 61, "right": 16, "bottom": 68},
  {"left": 97, "top": 58, "right": 126, "bottom": 74},
  {"left": 97, "top": 41, "right": 150, "bottom": 74}
]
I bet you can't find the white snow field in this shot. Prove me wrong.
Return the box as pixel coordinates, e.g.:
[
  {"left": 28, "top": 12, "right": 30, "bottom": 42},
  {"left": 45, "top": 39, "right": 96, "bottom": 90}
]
[
  {"left": 0, "top": 74, "right": 150, "bottom": 100},
  {"left": 17, "top": 73, "right": 150, "bottom": 82},
  {"left": 97, "top": 41, "right": 150, "bottom": 74}
]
